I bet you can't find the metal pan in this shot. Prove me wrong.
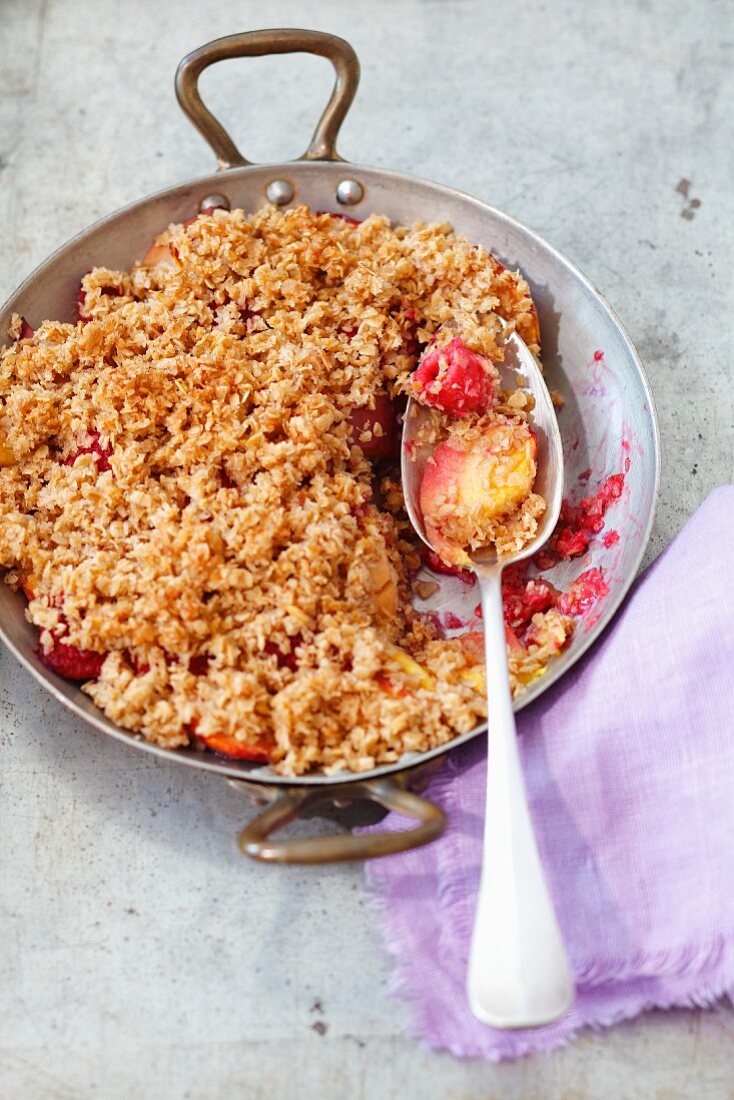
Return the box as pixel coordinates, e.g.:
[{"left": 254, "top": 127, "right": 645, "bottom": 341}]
[{"left": 0, "top": 29, "right": 660, "bottom": 862}]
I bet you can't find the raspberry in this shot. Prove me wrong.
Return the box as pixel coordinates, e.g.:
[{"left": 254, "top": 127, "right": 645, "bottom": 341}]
[
  {"left": 555, "top": 526, "right": 592, "bottom": 558},
  {"left": 412, "top": 337, "right": 494, "bottom": 418}
]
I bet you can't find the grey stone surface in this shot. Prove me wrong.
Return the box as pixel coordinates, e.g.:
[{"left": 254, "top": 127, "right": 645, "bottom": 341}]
[{"left": 1, "top": 0, "right": 733, "bottom": 1097}]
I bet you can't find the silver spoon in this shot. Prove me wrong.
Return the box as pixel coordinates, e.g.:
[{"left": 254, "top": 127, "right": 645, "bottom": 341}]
[{"left": 401, "top": 326, "right": 574, "bottom": 1029}]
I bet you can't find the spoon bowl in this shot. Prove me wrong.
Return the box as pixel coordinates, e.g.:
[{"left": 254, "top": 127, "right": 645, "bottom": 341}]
[
  {"left": 401, "top": 325, "right": 575, "bottom": 1029},
  {"left": 401, "top": 326, "right": 565, "bottom": 568}
]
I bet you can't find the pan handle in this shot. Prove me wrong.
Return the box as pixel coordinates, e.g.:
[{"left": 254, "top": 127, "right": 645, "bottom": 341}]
[
  {"left": 175, "top": 29, "right": 360, "bottom": 169},
  {"left": 235, "top": 776, "right": 446, "bottom": 863}
]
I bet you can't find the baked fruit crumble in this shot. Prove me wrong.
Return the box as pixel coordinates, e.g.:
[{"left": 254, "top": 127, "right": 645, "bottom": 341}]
[{"left": 0, "top": 205, "right": 622, "bottom": 775}]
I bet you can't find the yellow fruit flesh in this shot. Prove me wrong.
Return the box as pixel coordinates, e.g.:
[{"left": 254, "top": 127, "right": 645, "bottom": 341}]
[
  {"left": 387, "top": 647, "right": 435, "bottom": 690},
  {"left": 369, "top": 548, "right": 398, "bottom": 619},
  {"left": 459, "top": 440, "right": 536, "bottom": 522}
]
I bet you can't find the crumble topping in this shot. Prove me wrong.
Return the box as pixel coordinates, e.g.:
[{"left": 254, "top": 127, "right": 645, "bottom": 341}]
[{"left": 1, "top": 204, "right": 576, "bottom": 775}]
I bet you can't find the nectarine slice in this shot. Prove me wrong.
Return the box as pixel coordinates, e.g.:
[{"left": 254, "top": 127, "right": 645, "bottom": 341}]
[{"left": 419, "top": 424, "right": 537, "bottom": 562}]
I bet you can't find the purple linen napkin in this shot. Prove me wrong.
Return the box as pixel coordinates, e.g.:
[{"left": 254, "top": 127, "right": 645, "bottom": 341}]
[{"left": 363, "top": 487, "right": 734, "bottom": 1060}]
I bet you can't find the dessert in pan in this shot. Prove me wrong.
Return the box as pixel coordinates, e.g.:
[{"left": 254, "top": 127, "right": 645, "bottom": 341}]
[{"left": 0, "top": 204, "right": 624, "bottom": 776}]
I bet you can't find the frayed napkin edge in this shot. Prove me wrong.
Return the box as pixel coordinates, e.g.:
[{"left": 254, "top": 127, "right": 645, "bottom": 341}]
[{"left": 363, "top": 864, "right": 734, "bottom": 1060}]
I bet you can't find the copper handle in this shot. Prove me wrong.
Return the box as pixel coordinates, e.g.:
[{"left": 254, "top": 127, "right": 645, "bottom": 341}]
[
  {"left": 175, "top": 29, "right": 360, "bottom": 169},
  {"left": 237, "top": 777, "right": 446, "bottom": 863}
]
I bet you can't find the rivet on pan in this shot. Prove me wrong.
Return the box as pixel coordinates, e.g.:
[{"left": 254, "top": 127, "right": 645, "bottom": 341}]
[
  {"left": 199, "top": 193, "right": 230, "bottom": 212},
  {"left": 266, "top": 179, "right": 295, "bottom": 206},
  {"left": 336, "top": 179, "right": 364, "bottom": 206}
]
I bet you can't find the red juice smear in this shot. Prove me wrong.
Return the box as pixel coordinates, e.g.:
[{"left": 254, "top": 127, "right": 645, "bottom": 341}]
[
  {"left": 558, "top": 568, "right": 610, "bottom": 616},
  {"left": 421, "top": 546, "right": 477, "bottom": 586},
  {"left": 264, "top": 637, "right": 302, "bottom": 672},
  {"left": 502, "top": 565, "right": 559, "bottom": 631},
  {"left": 40, "top": 637, "right": 106, "bottom": 681},
  {"left": 548, "top": 473, "right": 625, "bottom": 561},
  {"left": 348, "top": 393, "right": 402, "bottom": 460}
]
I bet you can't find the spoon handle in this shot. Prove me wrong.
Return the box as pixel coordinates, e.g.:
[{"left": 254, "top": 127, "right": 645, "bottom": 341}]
[{"left": 467, "top": 569, "right": 574, "bottom": 1029}]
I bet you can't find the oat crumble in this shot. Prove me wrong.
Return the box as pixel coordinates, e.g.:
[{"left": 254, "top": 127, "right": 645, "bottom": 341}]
[{"left": 0, "top": 204, "right": 573, "bottom": 775}]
